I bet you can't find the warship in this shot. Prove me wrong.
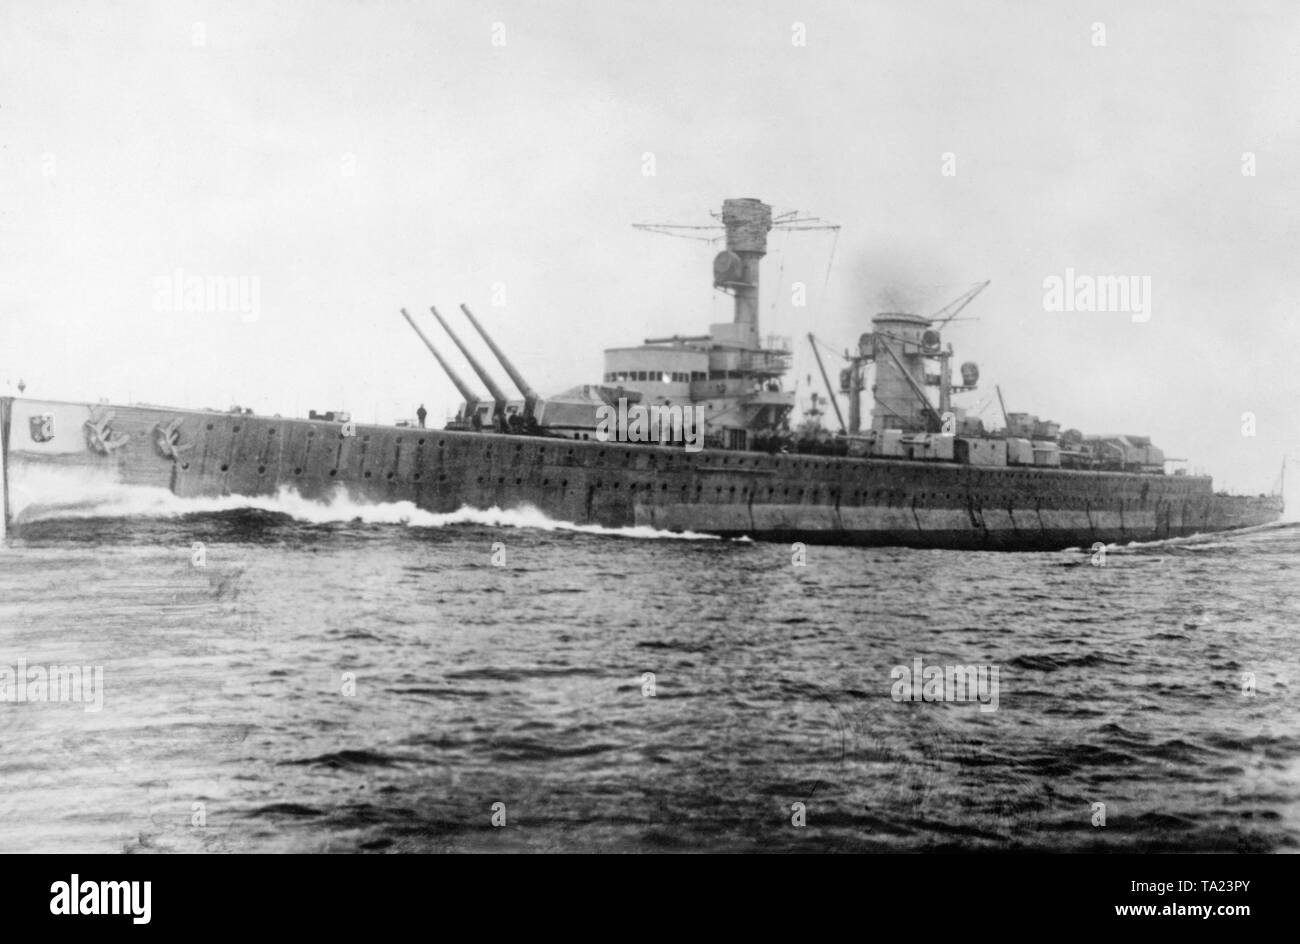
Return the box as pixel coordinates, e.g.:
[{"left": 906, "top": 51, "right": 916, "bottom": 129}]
[{"left": 0, "top": 197, "right": 1283, "bottom": 548}]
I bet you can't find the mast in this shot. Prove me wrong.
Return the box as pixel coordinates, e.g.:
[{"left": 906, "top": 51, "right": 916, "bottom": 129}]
[{"left": 715, "top": 199, "right": 773, "bottom": 349}]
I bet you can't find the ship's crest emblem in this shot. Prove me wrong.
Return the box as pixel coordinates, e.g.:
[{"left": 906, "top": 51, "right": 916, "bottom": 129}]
[{"left": 28, "top": 413, "right": 55, "bottom": 443}]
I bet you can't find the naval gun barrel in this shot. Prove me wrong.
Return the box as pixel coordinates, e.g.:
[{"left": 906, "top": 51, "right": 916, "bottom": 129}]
[
  {"left": 430, "top": 306, "right": 509, "bottom": 418},
  {"left": 399, "top": 308, "right": 480, "bottom": 418},
  {"left": 459, "top": 303, "right": 539, "bottom": 419}
]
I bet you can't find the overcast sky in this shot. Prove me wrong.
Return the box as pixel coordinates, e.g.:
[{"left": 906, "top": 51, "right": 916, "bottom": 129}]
[{"left": 2, "top": 0, "right": 1297, "bottom": 497}]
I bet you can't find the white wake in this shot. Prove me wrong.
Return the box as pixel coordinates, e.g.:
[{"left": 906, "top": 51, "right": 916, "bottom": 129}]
[{"left": 8, "top": 468, "right": 719, "bottom": 541}]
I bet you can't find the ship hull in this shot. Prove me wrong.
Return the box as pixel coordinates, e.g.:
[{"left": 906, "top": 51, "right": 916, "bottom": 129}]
[{"left": 1, "top": 397, "right": 1283, "bottom": 549}]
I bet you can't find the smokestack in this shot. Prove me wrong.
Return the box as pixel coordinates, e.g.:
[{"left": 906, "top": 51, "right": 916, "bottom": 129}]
[
  {"left": 430, "top": 306, "right": 509, "bottom": 419},
  {"left": 712, "top": 198, "right": 772, "bottom": 349},
  {"left": 459, "top": 304, "right": 539, "bottom": 420},
  {"left": 870, "top": 313, "right": 942, "bottom": 433}
]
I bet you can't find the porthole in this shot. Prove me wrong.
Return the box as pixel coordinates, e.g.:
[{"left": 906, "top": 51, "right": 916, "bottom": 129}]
[
  {"left": 220, "top": 464, "right": 229, "bottom": 472},
  {"left": 294, "top": 467, "right": 302, "bottom": 475}
]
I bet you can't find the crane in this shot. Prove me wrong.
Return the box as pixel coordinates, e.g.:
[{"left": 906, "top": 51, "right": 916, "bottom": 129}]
[{"left": 927, "top": 280, "right": 990, "bottom": 329}]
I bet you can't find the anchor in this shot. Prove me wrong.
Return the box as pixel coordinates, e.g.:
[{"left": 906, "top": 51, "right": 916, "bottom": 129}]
[
  {"left": 153, "top": 418, "right": 192, "bottom": 461},
  {"left": 83, "top": 410, "right": 130, "bottom": 455}
]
